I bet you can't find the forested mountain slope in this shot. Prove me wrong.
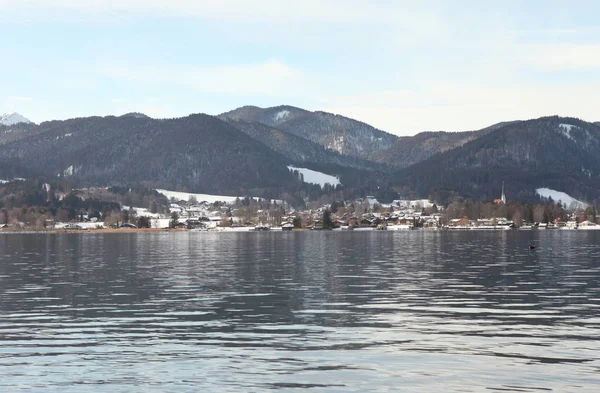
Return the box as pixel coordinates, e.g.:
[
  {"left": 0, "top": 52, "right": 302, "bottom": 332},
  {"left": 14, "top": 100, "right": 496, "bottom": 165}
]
[
  {"left": 0, "top": 114, "right": 299, "bottom": 195},
  {"left": 222, "top": 118, "right": 387, "bottom": 171},
  {"left": 393, "top": 116, "right": 600, "bottom": 204},
  {"left": 221, "top": 105, "right": 397, "bottom": 158}
]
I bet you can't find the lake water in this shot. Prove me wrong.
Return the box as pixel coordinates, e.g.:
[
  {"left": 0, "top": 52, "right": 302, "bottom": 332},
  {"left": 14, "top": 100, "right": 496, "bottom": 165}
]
[{"left": 1, "top": 231, "right": 600, "bottom": 392}]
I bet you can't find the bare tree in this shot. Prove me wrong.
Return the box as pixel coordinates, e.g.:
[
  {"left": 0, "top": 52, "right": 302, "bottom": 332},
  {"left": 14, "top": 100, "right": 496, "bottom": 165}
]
[
  {"left": 533, "top": 205, "right": 544, "bottom": 223},
  {"left": 512, "top": 209, "right": 523, "bottom": 227}
]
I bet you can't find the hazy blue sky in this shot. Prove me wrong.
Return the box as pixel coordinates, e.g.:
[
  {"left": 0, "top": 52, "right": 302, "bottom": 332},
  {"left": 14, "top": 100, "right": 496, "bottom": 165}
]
[{"left": 1, "top": 1, "right": 599, "bottom": 135}]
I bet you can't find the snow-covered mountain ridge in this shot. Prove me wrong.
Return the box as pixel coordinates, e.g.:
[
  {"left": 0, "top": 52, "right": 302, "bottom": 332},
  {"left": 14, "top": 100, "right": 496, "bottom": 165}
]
[{"left": 0, "top": 113, "right": 33, "bottom": 126}]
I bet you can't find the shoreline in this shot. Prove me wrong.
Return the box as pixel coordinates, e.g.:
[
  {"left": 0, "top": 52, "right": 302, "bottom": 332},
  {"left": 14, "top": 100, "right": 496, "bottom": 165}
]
[
  {"left": 1, "top": 227, "right": 599, "bottom": 234},
  {"left": 0, "top": 228, "right": 189, "bottom": 234}
]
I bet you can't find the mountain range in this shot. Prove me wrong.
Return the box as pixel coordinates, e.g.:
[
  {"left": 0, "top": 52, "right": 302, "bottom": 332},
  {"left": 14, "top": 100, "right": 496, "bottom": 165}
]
[
  {"left": 219, "top": 105, "right": 397, "bottom": 158},
  {"left": 0, "top": 106, "right": 599, "bottom": 206},
  {"left": 0, "top": 114, "right": 299, "bottom": 196},
  {"left": 393, "top": 117, "right": 600, "bottom": 204}
]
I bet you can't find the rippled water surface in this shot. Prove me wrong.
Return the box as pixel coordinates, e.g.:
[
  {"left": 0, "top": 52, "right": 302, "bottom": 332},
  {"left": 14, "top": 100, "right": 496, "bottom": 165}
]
[{"left": 1, "top": 231, "right": 600, "bottom": 392}]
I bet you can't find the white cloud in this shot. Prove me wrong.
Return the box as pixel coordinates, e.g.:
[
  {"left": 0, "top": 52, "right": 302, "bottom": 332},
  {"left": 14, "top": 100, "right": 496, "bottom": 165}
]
[
  {"left": 0, "top": 0, "right": 432, "bottom": 24},
  {"left": 0, "top": 1, "right": 442, "bottom": 50},
  {"left": 6, "top": 96, "right": 33, "bottom": 101},
  {"left": 519, "top": 44, "right": 600, "bottom": 71},
  {"left": 99, "top": 59, "right": 313, "bottom": 97}
]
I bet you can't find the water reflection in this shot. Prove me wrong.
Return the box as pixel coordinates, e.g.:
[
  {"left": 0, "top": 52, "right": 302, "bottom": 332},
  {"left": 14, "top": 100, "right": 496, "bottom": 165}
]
[{"left": 1, "top": 231, "right": 600, "bottom": 392}]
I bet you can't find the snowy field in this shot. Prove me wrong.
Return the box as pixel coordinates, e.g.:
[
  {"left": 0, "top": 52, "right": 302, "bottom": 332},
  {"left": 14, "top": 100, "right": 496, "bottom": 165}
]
[
  {"left": 287, "top": 166, "right": 341, "bottom": 187},
  {"left": 393, "top": 199, "right": 434, "bottom": 209},
  {"left": 536, "top": 187, "right": 587, "bottom": 209},
  {"left": 157, "top": 189, "right": 238, "bottom": 204},
  {"left": 122, "top": 206, "right": 161, "bottom": 218},
  {"left": 156, "top": 189, "right": 283, "bottom": 205}
]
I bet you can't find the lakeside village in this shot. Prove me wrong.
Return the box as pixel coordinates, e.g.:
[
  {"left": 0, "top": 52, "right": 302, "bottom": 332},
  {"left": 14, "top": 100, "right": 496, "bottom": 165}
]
[{"left": 3, "top": 185, "right": 599, "bottom": 232}]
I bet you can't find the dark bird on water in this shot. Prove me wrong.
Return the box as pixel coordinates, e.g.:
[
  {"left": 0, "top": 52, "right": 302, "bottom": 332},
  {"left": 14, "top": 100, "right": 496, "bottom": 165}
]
[{"left": 529, "top": 245, "right": 536, "bottom": 250}]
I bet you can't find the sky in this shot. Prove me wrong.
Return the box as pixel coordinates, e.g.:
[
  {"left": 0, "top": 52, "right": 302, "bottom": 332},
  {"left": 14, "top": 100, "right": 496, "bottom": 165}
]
[{"left": 1, "top": 0, "right": 599, "bottom": 135}]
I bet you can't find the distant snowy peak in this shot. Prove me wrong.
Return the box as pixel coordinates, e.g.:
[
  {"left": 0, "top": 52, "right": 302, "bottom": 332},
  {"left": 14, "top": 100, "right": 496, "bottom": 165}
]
[{"left": 0, "top": 112, "right": 33, "bottom": 126}]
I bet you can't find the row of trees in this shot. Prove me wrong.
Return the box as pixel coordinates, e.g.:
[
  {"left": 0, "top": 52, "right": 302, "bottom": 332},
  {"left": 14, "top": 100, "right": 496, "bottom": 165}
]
[
  {"left": 444, "top": 200, "right": 597, "bottom": 225},
  {"left": 0, "top": 181, "right": 124, "bottom": 227},
  {"left": 0, "top": 181, "right": 174, "bottom": 228}
]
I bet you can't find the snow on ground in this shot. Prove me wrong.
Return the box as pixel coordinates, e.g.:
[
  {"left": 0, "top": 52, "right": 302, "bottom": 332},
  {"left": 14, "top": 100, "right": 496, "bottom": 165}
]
[
  {"left": 0, "top": 112, "right": 32, "bottom": 126},
  {"left": 122, "top": 206, "right": 161, "bottom": 218},
  {"left": 327, "top": 136, "right": 345, "bottom": 154},
  {"left": 156, "top": 189, "right": 283, "bottom": 205},
  {"left": 536, "top": 187, "right": 588, "bottom": 209},
  {"left": 559, "top": 124, "right": 577, "bottom": 141},
  {"left": 157, "top": 189, "right": 239, "bottom": 204},
  {"left": 0, "top": 178, "right": 25, "bottom": 184},
  {"left": 55, "top": 222, "right": 105, "bottom": 229},
  {"left": 274, "top": 110, "right": 290, "bottom": 122},
  {"left": 393, "top": 199, "right": 434, "bottom": 209},
  {"left": 366, "top": 196, "right": 379, "bottom": 206},
  {"left": 151, "top": 218, "right": 171, "bottom": 229},
  {"left": 559, "top": 124, "right": 576, "bottom": 132},
  {"left": 287, "top": 166, "right": 341, "bottom": 187}
]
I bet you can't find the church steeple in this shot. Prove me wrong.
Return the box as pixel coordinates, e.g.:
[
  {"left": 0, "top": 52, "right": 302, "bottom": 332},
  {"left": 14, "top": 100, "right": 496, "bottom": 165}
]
[{"left": 501, "top": 181, "right": 506, "bottom": 204}]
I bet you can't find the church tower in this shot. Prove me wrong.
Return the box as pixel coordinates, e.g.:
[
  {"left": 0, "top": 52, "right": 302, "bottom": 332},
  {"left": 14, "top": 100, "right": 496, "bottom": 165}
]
[{"left": 501, "top": 181, "right": 506, "bottom": 204}]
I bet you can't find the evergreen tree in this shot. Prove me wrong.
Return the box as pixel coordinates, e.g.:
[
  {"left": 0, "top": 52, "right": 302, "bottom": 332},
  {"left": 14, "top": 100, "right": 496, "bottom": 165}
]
[
  {"left": 322, "top": 209, "right": 333, "bottom": 229},
  {"left": 293, "top": 216, "right": 302, "bottom": 228},
  {"left": 138, "top": 216, "right": 151, "bottom": 228},
  {"left": 170, "top": 212, "right": 179, "bottom": 228},
  {"left": 330, "top": 201, "right": 339, "bottom": 213}
]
